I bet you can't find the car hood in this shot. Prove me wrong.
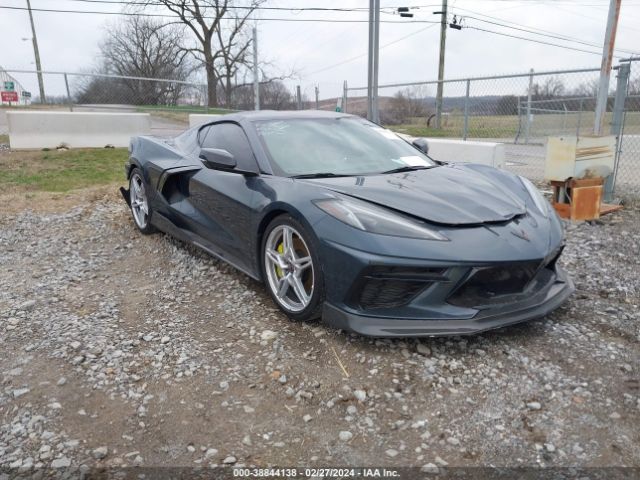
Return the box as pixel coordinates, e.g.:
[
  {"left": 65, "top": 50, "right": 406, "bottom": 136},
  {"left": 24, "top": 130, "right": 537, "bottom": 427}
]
[{"left": 301, "top": 165, "right": 527, "bottom": 226}]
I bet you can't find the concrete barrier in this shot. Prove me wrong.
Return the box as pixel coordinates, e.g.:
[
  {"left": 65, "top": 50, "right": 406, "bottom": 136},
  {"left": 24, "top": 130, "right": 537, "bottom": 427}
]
[
  {"left": 397, "top": 134, "right": 505, "bottom": 169},
  {"left": 189, "top": 114, "right": 221, "bottom": 128},
  {"left": 7, "top": 111, "right": 151, "bottom": 149},
  {"left": 422, "top": 138, "right": 505, "bottom": 169}
]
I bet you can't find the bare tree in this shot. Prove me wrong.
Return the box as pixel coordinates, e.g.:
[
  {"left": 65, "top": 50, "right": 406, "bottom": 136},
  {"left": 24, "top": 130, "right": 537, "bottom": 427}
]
[
  {"left": 216, "top": 20, "right": 253, "bottom": 107},
  {"left": 78, "top": 16, "right": 194, "bottom": 105},
  {"left": 102, "top": 16, "right": 192, "bottom": 80},
  {"left": 137, "top": 0, "right": 261, "bottom": 107},
  {"left": 531, "top": 77, "right": 566, "bottom": 100},
  {"left": 384, "top": 86, "right": 430, "bottom": 125},
  {"left": 260, "top": 81, "right": 295, "bottom": 109},
  {"left": 573, "top": 78, "right": 600, "bottom": 98},
  {"left": 229, "top": 80, "right": 294, "bottom": 110}
]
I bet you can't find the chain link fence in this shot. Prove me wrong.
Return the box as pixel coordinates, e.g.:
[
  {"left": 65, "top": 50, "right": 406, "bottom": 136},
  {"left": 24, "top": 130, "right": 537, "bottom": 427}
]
[
  {"left": 615, "top": 63, "right": 640, "bottom": 197},
  {"left": 344, "top": 62, "right": 640, "bottom": 197},
  {"left": 2, "top": 64, "right": 639, "bottom": 197}
]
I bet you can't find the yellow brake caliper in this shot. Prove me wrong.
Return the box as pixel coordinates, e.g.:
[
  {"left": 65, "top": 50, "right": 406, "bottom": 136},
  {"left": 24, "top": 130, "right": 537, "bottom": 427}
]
[{"left": 275, "top": 242, "right": 285, "bottom": 278}]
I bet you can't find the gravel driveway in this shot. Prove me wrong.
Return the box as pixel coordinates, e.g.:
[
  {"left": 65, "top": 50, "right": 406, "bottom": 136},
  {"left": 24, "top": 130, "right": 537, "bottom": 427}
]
[{"left": 1, "top": 188, "right": 639, "bottom": 474}]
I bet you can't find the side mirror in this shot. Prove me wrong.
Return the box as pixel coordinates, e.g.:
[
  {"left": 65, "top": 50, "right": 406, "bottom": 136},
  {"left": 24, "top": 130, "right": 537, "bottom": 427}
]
[
  {"left": 412, "top": 138, "right": 429, "bottom": 155},
  {"left": 199, "top": 148, "right": 237, "bottom": 170}
]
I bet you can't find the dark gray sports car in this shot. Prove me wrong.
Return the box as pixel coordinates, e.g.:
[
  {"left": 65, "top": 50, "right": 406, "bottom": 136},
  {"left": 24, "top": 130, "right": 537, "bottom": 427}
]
[{"left": 121, "top": 110, "right": 573, "bottom": 337}]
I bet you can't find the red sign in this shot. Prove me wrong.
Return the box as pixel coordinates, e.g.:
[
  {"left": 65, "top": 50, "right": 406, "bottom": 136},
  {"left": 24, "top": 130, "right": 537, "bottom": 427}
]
[{"left": 1, "top": 91, "right": 19, "bottom": 102}]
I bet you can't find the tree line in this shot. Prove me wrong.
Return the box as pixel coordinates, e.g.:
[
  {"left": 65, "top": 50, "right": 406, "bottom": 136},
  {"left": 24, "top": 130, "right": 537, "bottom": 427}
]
[
  {"left": 77, "top": 0, "right": 295, "bottom": 109},
  {"left": 383, "top": 75, "right": 640, "bottom": 125}
]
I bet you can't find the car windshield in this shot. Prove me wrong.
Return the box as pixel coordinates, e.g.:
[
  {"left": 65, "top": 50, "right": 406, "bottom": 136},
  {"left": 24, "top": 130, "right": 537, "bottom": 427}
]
[{"left": 253, "top": 117, "right": 436, "bottom": 177}]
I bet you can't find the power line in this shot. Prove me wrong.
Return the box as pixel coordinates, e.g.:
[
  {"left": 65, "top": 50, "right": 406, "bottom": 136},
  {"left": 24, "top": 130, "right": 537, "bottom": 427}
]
[
  {"left": 449, "top": 5, "right": 593, "bottom": 38},
  {"left": 463, "top": 25, "right": 620, "bottom": 57},
  {"left": 457, "top": 1, "right": 640, "bottom": 32},
  {"left": 0, "top": 4, "right": 440, "bottom": 22},
  {"left": 55, "top": 0, "right": 447, "bottom": 13},
  {"left": 306, "top": 23, "right": 438, "bottom": 76},
  {"left": 457, "top": 13, "right": 640, "bottom": 55},
  {"left": 51, "top": 0, "right": 372, "bottom": 12}
]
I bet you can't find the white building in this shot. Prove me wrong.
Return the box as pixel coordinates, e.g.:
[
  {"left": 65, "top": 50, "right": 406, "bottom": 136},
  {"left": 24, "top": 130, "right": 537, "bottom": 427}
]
[{"left": 0, "top": 67, "right": 32, "bottom": 106}]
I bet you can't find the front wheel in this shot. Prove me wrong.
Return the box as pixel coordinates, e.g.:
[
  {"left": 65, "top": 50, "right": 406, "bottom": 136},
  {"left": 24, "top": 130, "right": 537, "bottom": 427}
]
[{"left": 262, "top": 215, "right": 324, "bottom": 322}]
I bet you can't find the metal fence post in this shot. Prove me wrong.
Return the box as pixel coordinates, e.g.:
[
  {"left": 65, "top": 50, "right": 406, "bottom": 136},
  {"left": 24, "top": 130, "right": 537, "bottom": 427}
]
[
  {"left": 525, "top": 68, "right": 534, "bottom": 144},
  {"left": 296, "top": 85, "right": 302, "bottom": 110},
  {"left": 576, "top": 98, "right": 584, "bottom": 136},
  {"left": 463, "top": 78, "right": 470, "bottom": 140},
  {"left": 63, "top": 73, "right": 73, "bottom": 112},
  {"left": 516, "top": 97, "right": 521, "bottom": 143},
  {"left": 343, "top": 81, "right": 348, "bottom": 113},
  {"left": 315, "top": 85, "right": 319, "bottom": 110},
  {"left": 605, "top": 62, "right": 631, "bottom": 202}
]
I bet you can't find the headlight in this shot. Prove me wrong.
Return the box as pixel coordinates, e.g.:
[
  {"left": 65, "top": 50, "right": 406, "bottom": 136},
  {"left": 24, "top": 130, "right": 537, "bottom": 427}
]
[
  {"left": 519, "top": 176, "right": 550, "bottom": 218},
  {"left": 313, "top": 197, "right": 448, "bottom": 241}
]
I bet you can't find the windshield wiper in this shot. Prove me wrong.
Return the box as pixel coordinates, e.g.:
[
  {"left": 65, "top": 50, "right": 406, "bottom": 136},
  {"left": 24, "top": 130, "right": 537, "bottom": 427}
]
[
  {"left": 290, "top": 172, "right": 353, "bottom": 179},
  {"left": 380, "top": 165, "right": 433, "bottom": 174}
]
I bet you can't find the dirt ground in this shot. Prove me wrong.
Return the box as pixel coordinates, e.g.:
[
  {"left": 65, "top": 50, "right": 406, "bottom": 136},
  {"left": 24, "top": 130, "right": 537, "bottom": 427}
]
[{"left": 1, "top": 186, "right": 639, "bottom": 476}]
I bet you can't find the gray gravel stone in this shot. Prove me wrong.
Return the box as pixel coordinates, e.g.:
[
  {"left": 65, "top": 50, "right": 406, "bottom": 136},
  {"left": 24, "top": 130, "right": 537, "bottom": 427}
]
[
  {"left": 353, "top": 390, "right": 367, "bottom": 402},
  {"left": 51, "top": 457, "right": 71, "bottom": 468},
  {"left": 92, "top": 447, "right": 108, "bottom": 459}
]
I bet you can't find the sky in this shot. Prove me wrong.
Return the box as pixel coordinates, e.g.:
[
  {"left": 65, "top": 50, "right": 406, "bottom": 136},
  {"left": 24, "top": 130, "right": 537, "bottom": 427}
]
[{"left": 1, "top": 0, "right": 639, "bottom": 101}]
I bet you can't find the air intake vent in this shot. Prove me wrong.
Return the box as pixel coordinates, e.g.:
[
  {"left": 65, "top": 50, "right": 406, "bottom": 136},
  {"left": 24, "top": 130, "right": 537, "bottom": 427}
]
[
  {"left": 447, "top": 261, "right": 548, "bottom": 308},
  {"left": 359, "top": 278, "right": 430, "bottom": 310},
  {"left": 349, "top": 266, "right": 446, "bottom": 310}
]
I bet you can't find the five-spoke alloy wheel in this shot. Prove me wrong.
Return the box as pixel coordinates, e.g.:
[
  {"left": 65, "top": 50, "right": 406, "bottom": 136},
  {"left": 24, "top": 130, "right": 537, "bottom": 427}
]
[
  {"left": 263, "top": 216, "right": 323, "bottom": 320},
  {"left": 129, "top": 168, "right": 156, "bottom": 234}
]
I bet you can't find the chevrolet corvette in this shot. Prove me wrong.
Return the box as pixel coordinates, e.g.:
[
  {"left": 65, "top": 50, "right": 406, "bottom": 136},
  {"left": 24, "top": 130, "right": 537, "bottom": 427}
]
[{"left": 121, "top": 110, "right": 573, "bottom": 337}]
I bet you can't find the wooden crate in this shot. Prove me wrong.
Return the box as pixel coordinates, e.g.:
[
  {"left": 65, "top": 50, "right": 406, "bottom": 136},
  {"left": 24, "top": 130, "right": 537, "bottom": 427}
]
[{"left": 551, "top": 178, "right": 604, "bottom": 221}]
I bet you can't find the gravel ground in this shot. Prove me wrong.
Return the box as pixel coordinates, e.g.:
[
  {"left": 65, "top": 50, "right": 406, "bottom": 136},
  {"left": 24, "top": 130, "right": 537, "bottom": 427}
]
[{"left": 0, "top": 188, "right": 639, "bottom": 475}]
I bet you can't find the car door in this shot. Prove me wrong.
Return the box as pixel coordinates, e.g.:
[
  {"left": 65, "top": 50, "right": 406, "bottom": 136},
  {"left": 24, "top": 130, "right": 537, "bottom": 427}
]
[{"left": 187, "top": 122, "right": 259, "bottom": 273}]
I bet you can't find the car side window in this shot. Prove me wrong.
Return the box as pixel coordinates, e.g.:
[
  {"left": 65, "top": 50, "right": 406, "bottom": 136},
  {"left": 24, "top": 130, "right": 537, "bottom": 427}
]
[{"left": 202, "top": 123, "right": 258, "bottom": 172}]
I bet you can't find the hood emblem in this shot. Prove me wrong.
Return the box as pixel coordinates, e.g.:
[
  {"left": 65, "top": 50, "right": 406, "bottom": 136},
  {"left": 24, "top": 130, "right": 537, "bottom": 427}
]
[{"left": 511, "top": 228, "right": 530, "bottom": 242}]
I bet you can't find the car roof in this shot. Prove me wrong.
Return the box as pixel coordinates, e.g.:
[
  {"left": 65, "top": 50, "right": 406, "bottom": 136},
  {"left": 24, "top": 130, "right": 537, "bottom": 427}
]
[{"left": 219, "top": 110, "right": 356, "bottom": 122}]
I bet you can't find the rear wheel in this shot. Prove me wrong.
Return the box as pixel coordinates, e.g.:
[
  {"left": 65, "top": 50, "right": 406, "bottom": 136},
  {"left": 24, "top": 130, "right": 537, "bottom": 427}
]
[
  {"left": 129, "top": 168, "right": 157, "bottom": 234},
  {"left": 262, "top": 215, "right": 324, "bottom": 321}
]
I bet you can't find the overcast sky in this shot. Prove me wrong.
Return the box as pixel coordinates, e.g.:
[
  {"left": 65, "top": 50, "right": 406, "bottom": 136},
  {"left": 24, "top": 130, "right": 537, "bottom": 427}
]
[{"left": 1, "top": 0, "right": 639, "bottom": 100}]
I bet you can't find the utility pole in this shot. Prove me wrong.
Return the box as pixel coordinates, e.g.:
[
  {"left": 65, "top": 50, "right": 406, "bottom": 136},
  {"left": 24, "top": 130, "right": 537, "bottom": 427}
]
[
  {"left": 296, "top": 85, "right": 302, "bottom": 110},
  {"left": 367, "top": 0, "right": 380, "bottom": 123},
  {"left": 252, "top": 25, "right": 260, "bottom": 111},
  {"left": 26, "top": 0, "right": 45, "bottom": 104},
  {"left": 593, "top": 0, "right": 621, "bottom": 135},
  {"left": 314, "top": 85, "right": 319, "bottom": 110},
  {"left": 434, "top": 0, "right": 447, "bottom": 129},
  {"left": 372, "top": 0, "right": 380, "bottom": 123}
]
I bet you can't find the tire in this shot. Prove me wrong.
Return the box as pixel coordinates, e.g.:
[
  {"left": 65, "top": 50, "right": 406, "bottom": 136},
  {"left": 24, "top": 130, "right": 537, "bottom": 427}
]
[
  {"left": 128, "top": 167, "right": 157, "bottom": 235},
  {"left": 261, "top": 214, "right": 324, "bottom": 322}
]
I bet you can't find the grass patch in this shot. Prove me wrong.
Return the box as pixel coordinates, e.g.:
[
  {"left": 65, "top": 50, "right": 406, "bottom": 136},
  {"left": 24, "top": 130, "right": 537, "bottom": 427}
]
[
  {"left": 139, "top": 104, "right": 234, "bottom": 114},
  {"left": 388, "top": 111, "right": 640, "bottom": 140},
  {"left": 0, "top": 148, "right": 127, "bottom": 192},
  {"left": 0, "top": 134, "right": 8, "bottom": 144},
  {"left": 388, "top": 115, "right": 521, "bottom": 139},
  {"left": 136, "top": 105, "right": 233, "bottom": 124}
]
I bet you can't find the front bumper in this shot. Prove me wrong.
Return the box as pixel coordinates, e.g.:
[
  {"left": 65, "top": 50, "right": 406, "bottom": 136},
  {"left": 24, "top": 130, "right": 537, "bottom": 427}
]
[{"left": 322, "top": 265, "right": 574, "bottom": 337}]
